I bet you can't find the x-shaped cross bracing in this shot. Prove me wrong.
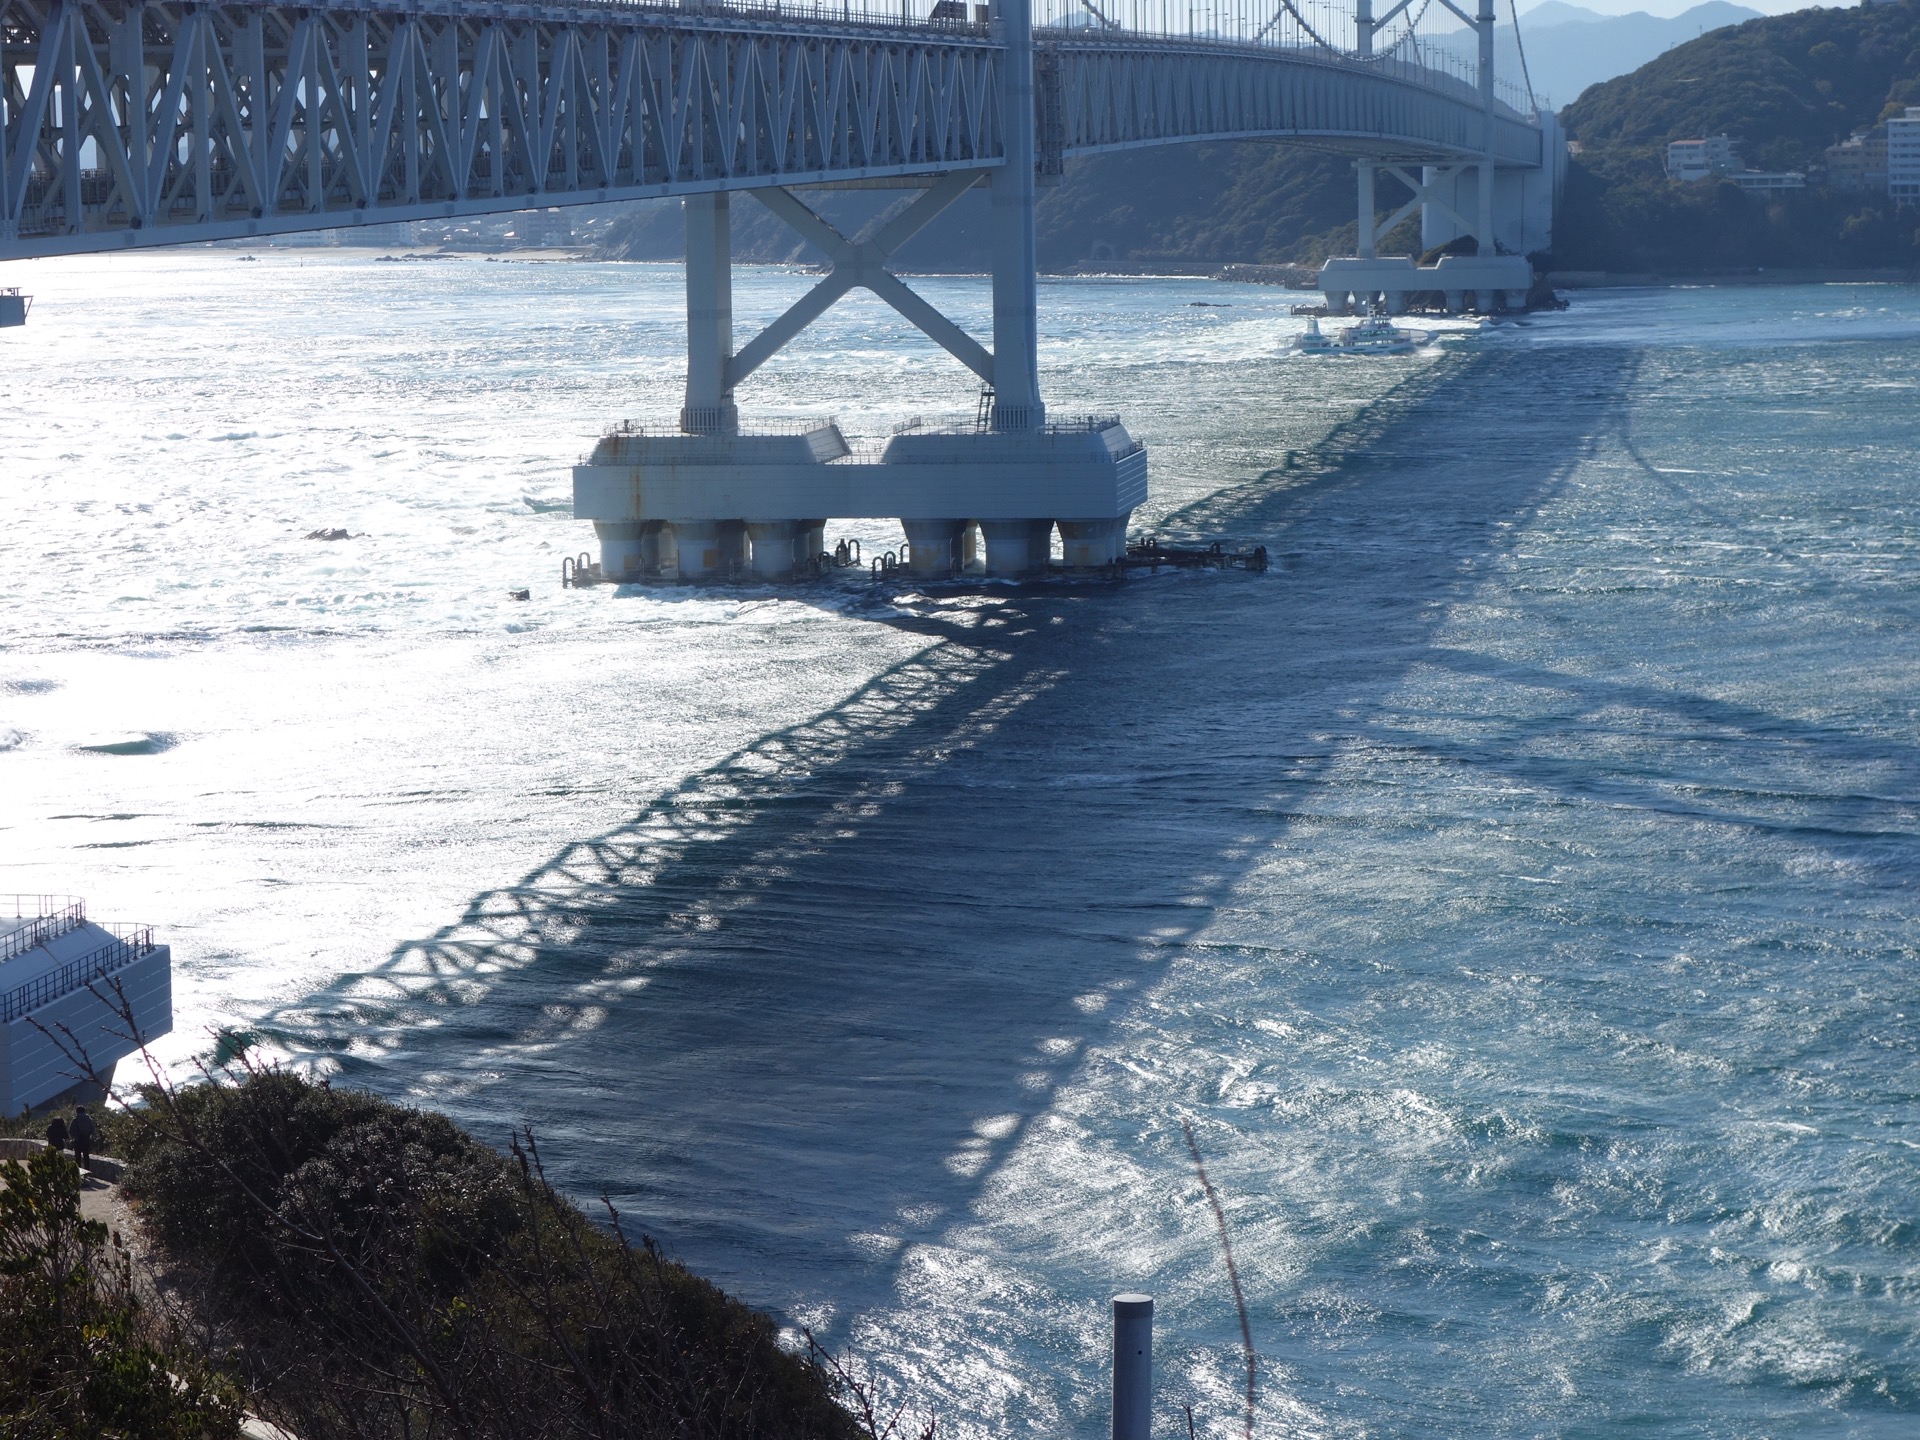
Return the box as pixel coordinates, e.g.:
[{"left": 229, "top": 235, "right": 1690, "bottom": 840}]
[
  {"left": 1372, "top": 164, "right": 1477, "bottom": 248},
  {"left": 728, "top": 168, "right": 994, "bottom": 393}
]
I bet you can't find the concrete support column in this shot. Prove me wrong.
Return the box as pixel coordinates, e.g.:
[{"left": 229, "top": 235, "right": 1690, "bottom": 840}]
[
  {"left": 1384, "top": 291, "right": 1408, "bottom": 315},
  {"left": 1477, "top": 0, "right": 1496, "bottom": 257},
  {"left": 961, "top": 522, "right": 983, "bottom": 572},
  {"left": 594, "top": 522, "right": 649, "bottom": 579},
  {"left": 1357, "top": 161, "right": 1376, "bottom": 260},
  {"left": 746, "top": 521, "right": 801, "bottom": 580},
  {"left": 669, "top": 520, "right": 734, "bottom": 579},
  {"left": 717, "top": 520, "right": 748, "bottom": 573},
  {"left": 1444, "top": 289, "right": 1466, "bottom": 313},
  {"left": 641, "top": 520, "right": 672, "bottom": 575},
  {"left": 989, "top": 0, "right": 1044, "bottom": 432},
  {"left": 670, "top": 521, "right": 720, "bottom": 579},
  {"left": 980, "top": 519, "right": 1053, "bottom": 577},
  {"left": 1057, "top": 515, "right": 1128, "bottom": 569},
  {"left": 798, "top": 520, "right": 827, "bottom": 570},
  {"left": 683, "top": 192, "right": 738, "bottom": 435},
  {"left": 901, "top": 519, "right": 964, "bottom": 577}
]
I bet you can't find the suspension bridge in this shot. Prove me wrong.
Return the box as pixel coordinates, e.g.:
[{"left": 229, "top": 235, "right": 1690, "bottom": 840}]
[{"left": 1, "top": 0, "right": 1562, "bottom": 577}]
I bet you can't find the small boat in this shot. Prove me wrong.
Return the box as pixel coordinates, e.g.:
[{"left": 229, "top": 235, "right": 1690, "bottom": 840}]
[
  {"left": 523, "top": 495, "right": 573, "bottom": 514},
  {"left": 1335, "top": 308, "right": 1419, "bottom": 355},
  {"left": 1290, "top": 316, "right": 1336, "bottom": 354},
  {"left": 1, "top": 287, "right": 30, "bottom": 327}
]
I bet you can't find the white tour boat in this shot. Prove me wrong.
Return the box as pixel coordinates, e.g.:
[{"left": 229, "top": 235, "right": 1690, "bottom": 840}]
[
  {"left": 1291, "top": 316, "right": 1336, "bottom": 354},
  {"left": 1335, "top": 309, "right": 1420, "bottom": 355}
]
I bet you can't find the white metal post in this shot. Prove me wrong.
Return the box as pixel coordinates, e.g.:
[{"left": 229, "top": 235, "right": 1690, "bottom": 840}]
[
  {"left": 1357, "top": 161, "right": 1376, "bottom": 258},
  {"left": 989, "top": 0, "right": 1044, "bottom": 431},
  {"left": 683, "top": 191, "right": 737, "bottom": 435},
  {"left": 1477, "top": 0, "right": 1496, "bottom": 256},
  {"left": 1112, "top": 1294, "right": 1152, "bottom": 1440}
]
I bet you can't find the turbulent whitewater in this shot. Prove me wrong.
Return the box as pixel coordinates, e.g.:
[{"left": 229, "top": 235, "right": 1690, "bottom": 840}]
[{"left": 4, "top": 254, "right": 1918, "bottom": 1436}]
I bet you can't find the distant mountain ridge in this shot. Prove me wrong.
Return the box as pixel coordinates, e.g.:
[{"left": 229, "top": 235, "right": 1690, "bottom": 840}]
[{"left": 1430, "top": 2, "right": 1762, "bottom": 110}]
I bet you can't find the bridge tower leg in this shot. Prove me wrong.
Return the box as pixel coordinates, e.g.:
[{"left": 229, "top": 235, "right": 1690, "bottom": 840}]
[
  {"left": 989, "top": 0, "right": 1044, "bottom": 433},
  {"left": 1477, "top": 0, "right": 1497, "bottom": 257},
  {"left": 1356, "top": 162, "right": 1376, "bottom": 261},
  {"left": 682, "top": 192, "right": 738, "bottom": 437}
]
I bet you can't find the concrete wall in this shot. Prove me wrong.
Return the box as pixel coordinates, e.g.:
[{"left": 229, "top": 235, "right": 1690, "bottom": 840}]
[{"left": 0, "top": 946, "right": 171, "bottom": 1113}]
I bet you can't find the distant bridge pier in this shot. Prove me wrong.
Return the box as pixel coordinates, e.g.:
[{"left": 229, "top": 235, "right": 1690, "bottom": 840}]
[
  {"left": 1324, "top": 0, "right": 1561, "bottom": 313},
  {"left": 573, "top": 0, "right": 1143, "bottom": 584}
]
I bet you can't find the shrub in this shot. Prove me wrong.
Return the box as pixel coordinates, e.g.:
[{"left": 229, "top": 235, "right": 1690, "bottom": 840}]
[
  {"left": 0, "top": 1145, "right": 243, "bottom": 1438},
  {"left": 119, "top": 1070, "right": 864, "bottom": 1440}
]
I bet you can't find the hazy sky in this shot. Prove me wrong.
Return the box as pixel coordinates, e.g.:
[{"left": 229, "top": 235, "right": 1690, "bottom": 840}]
[{"left": 1517, "top": 0, "right": 1847, "bottom": 19}]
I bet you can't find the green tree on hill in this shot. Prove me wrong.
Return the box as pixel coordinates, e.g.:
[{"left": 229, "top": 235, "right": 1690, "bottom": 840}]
[
  {"left": 1557, "top": 1, "right": 1920, "bottom": 271},
  {"left": 0, "top": 1145, "right": 243, "bottom": 1438}
]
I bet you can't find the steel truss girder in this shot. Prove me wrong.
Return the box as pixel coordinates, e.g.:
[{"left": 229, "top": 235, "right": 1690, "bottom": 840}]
[
  {"left": 0, "top": 1, "right": 1548, "bottom": 261},
  {"left": 1045, "top": 39, "right": 1541, "bottom": 169},
  {"left": 0, "top": 0, "right": 1004, "bottom": 256}
]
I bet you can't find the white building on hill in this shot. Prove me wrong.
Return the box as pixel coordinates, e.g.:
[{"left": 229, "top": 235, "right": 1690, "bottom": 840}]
[
  {"left": 1889, "top": 107, "right": 1920, "bottom": 206},
  {"left": 1667, "top": 135, "right": 1739, "bottom": 181}
]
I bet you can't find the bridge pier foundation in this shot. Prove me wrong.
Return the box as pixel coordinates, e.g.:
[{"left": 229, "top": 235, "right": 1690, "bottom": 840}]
[
  {"left": 746, "top": 521, "right": 803, "bottom": 579},
  {"left": 902, "top": 520, "right": 965, "bottom": 578},
  {"left": 1058, "top": 517, "right": 1128, "bottom": 569},
  {"left": 980, "top": 520, "right": 1055, "bottom": 578},
  {"left": 594, "top": 522, "right": 649, "bottom": 580}
]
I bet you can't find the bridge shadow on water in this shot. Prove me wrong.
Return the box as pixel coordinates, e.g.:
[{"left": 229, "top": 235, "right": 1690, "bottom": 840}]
[{"left": 262, "top": 344, "right": 1676, "bottom": 1332}]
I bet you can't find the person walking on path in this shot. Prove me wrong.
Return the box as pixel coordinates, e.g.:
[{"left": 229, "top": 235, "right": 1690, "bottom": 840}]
[
  {"left": 69, "top": 1105, "right": 96, "bottom": 1175},
  {"left": 44, "top": 1113, "right": 68, "bottom": 1155}
]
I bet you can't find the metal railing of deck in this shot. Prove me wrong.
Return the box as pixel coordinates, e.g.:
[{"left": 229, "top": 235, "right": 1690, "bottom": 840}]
[
  {"left": 0, "top": 927, "right": 157, "bottom": 1025},
  {"left": 0, "top": 900, "right": 88, "bottom": 965}
]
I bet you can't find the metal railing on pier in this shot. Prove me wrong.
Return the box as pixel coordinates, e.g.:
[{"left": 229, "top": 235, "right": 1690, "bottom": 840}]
[
  {"left": 0, "top": 927, "right": 157, "bottom": 1024},
  {"left": 0, "top": 899, "right": 88, "bottom": 965}
]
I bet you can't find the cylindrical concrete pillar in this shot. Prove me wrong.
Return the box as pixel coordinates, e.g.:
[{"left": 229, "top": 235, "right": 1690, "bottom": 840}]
[
  {"left": 746, "top": 521, "right": 801, "bottom": 580},
  {"left": 717, "top": 520, "right": 748, "bottom": 574},
  {"left": 1112, "top": 1294, "right": 1152, "bottom": 1440},
  {"left": 798, "top": 520, "right": 827, "bottom": 571},
  {"left": 670, "top": 521, "right": 723, "bottom": 580},
  {"left": 638, "top": 519, "right": 670, "bottom": 575},
  {"left": 1443, "top": 289, "right": 1466, "bottom": 313},
  {"left": 594, "top": 521, "right": 648, "bottom": 580},
  {"left": 901, "top": 519, "right": 964, "bottom": 577},
  {"left": 960, "top": 522, "right": 983, "bottom": 572},
  {"left": 1057, "top": 516, "right": 1127, "bottom": 570},
  {"left": 979, "top": 519, "right": 1053, "bottom": 577}
]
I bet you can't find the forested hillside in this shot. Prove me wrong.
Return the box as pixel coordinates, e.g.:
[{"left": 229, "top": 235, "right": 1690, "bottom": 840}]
[
  {"left": 1557, "top": 0, "right": 1920, "bottom": 271},
  {"left": 593, "top": 144, "right": 1394, "bottom": 271}
]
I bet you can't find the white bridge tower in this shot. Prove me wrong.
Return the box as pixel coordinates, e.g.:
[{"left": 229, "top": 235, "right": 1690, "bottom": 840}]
[{"left": 574, "top": 0, "right": 1143, "bottom": 583}]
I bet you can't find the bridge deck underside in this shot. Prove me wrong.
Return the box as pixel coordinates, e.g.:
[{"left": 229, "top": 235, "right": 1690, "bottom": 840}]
[{"left": 1, "top": 0, "right": 1545, "bottom": 259}]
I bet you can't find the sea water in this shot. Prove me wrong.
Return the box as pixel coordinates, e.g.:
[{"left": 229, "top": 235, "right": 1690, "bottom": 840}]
[{"left": 3, "top": 254, "right": 1917, "bottom": 1437}]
